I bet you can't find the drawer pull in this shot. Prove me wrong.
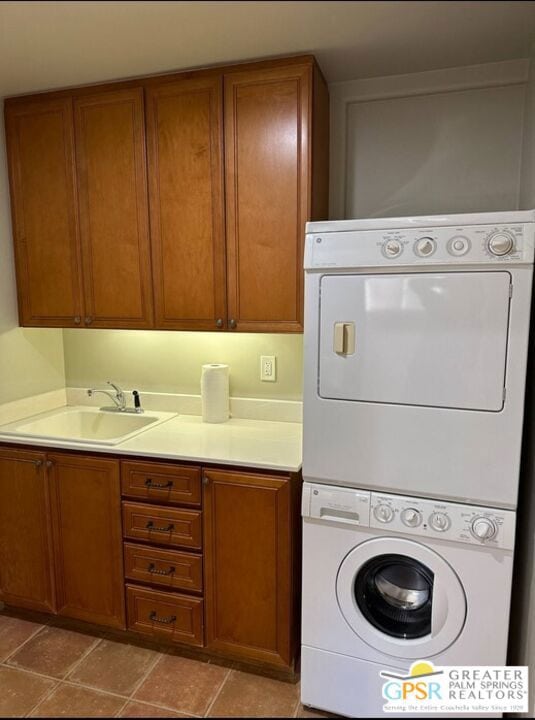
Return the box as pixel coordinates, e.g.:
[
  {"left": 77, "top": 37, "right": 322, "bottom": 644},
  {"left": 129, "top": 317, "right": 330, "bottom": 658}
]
[
  {"left": 148, "top": 563, "right": 176, "bottom": 576},
  {"left": 146, "top": 521, "right": 175, "bottom": 533},
  {"left": 149, "top": 611, "right": 176, "bottom": 625},
  {"left": 144, "top": 478, "right": 174, "bottom": 490}
]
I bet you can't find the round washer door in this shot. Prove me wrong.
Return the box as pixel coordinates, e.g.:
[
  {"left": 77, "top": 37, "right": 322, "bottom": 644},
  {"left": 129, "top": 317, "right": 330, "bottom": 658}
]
[{"left": 336, "top": 537, "right": 467, "bottom": 659}]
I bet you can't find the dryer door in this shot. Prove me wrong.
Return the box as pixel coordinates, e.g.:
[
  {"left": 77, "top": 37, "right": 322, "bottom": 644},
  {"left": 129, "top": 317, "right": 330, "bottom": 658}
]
[
  {"left": 319, "top": 271, "right": 511, "bottom": 411},
  {"left": 336, "top": 537, "right": 466, "bottom": 659}
]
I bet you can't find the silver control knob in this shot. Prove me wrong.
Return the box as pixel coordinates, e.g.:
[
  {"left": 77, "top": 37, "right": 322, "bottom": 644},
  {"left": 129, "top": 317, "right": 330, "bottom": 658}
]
[
  {"left": 414, "top": 237, "right": 436, "bottom": 257},
  {"left": 382, "top": 240, "right": 402, "bottom": 258},
  {"left": 429, "top": 511, "right": 451, "bottom": 532},
  {"left": 470, "top": 516, "right": 497, "bottom": 542},
  {"left": 401, "top": 507, "right": 422, "bottom": 528},
  {"left": 487, "top": 231, "right": 514, "bottom": 256},
  {"left": 374, "top": 503, "right": 394, "bottom": 523}
]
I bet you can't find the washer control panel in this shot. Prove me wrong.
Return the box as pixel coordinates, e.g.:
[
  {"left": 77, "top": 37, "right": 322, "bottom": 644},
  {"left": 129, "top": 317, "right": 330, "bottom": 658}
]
[
  {"left": 302, "top": 483, "right": 516, "bottom": 550},
  {"left": 307, "top": 221, "right": 535, "bottom": 269},
  {"left": 369, "top": 492, "right": 515, "bottom": 550}
]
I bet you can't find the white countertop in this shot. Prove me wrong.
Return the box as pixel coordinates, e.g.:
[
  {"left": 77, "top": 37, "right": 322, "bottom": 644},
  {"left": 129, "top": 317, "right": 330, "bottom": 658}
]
[{"left": 0, "top": 412, "right": 303, "bottom": 473}]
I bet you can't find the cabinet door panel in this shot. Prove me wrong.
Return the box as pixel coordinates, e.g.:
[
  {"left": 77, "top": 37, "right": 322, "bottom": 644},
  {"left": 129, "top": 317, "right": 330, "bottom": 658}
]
[
  {"left": 146, "top": 75, "right": 226, "bottom": 329},
  {"left": 5, "top": 98, "right": 83, "bottom": 326},
  {"left": 224, "top": 65, "right": 311, "bottom": 332},
  {"left": 49, "top": 453, "right": 125, "bottom": 628},
  {"left": 74, "top": 88, "right": 153, "bottom": 328},
  {"left": 203, "top": 468, "right": 293, "bottom": 668},
  {"left": 0, "top": 449, "right": 56, "bottom": 612}
]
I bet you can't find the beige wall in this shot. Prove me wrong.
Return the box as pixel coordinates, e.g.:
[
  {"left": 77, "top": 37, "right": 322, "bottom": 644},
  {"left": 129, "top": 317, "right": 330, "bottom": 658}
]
[
  {"left": 0, "top": 110, "right": 65, "bottom": 405},
  {"left": 63, "top": 330, "right": 303, "bottom": 400}
]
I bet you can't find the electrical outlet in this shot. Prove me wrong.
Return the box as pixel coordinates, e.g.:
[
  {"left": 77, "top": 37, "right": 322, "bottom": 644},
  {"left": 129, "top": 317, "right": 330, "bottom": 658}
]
[{"left": 260, "top": 355, "right": 276, "bottom": 382}]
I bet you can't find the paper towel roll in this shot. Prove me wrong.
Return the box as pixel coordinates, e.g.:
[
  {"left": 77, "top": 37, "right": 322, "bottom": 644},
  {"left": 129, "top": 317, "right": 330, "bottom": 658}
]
[{"left": 201, "top": 364, "right": 230, "bottom": 423}]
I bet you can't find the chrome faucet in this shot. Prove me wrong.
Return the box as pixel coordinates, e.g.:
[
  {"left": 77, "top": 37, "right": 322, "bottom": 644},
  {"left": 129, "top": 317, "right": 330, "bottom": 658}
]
[{"left": 87, "top": 381, "right": 127, "bottom": 412}]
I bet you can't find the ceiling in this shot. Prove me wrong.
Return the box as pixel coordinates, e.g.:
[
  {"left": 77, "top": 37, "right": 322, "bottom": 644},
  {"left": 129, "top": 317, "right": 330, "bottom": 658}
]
[{"left": 1, "top": 1, "right": 534, "bottom": 96}]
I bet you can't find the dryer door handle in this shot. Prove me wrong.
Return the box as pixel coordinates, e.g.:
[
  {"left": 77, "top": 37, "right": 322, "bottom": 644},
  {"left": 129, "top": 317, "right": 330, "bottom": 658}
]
[{"left": 333, "top": 322, "right": 356, "bottom": 355}]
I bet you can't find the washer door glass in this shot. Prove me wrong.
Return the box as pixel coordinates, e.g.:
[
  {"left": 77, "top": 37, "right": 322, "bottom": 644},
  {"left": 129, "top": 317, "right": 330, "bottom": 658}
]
[
  {"left": 355, "top": 554, "right": 433, "bottom": 639},
  {"left": 336, "top": 537, "right": 467, "bottom": 659}
]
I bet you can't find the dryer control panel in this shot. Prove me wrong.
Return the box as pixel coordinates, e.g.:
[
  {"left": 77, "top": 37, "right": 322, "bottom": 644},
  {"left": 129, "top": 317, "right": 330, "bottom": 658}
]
[
  {"left": 302, "top": 483, "right": 516, "bottom": 550},
  {"left": 305, "top": 222, "right": 535, "bottom": 269}
]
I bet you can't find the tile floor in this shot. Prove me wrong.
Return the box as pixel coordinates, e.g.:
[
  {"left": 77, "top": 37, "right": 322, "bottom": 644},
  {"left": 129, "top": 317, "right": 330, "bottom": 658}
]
[{"left": 0, "top": 614, "right": 330, "bottom": 718}]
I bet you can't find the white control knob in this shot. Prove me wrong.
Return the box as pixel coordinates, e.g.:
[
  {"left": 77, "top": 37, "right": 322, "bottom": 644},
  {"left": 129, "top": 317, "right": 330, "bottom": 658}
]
[
  {"left": 470, "top": 516, "right": 497, "bottom": 542},
  {"left": 487, "top": 231, "right": 514, "bottom": 256},
  {"left": 415, "top": 237, "right": 436, "bottom": 257},
  {"left": 374, "top": 504, "right": 394, "bottom": 523},
  {"left": 447, "top": 236, "right": 470, "bottom": 256},
  {"left": 401, "top": 507, "right": 422, "bottom": 528},
  {"left": 429, "top": 511, "right": 451, "bottom": 532},
  {"left": 382, "top": 240, "right": 402, "bottom": 258}
]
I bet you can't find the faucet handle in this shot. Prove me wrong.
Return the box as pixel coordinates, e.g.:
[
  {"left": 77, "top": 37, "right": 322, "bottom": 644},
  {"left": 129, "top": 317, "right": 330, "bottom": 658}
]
[{"left": 107, "top": 381, "right": 123, "bottom": 395}]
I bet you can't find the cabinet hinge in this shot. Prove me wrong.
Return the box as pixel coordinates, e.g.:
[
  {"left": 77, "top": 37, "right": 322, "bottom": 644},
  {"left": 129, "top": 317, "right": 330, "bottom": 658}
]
[{"left": 509, "top": 284, "right": 513, "bottom": 298}]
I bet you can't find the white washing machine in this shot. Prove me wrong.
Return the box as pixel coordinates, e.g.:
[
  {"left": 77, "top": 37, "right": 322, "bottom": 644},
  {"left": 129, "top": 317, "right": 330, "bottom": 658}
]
[
  {"left": 301, "top": 482, "right": 516, "bottom": 718},
  {"left": 303, "top": 211, "right": 535, "bottom": 508}
]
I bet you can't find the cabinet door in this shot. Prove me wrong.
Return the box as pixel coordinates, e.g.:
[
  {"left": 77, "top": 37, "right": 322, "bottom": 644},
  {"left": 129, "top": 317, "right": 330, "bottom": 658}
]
[
  {"left": 5, "top": 98, "right": 83, "bottom": 326},
  {"left": 146, "top": 75, "right": 226, "bottom": 330},
  {"left": 74, "top": 88, "right": 153, "bottom": 328},
  {"left": 203, "top": 468, "right": 294, "bottom": 668},
  {"left": 0, "top": 449, "right": 56, "bottom": 613},
  {"left": 224, "top": 64, "right": 311, "bottom": 332},
  {"left": 48, "top": 453, "right": 125, "bottom": 628}
]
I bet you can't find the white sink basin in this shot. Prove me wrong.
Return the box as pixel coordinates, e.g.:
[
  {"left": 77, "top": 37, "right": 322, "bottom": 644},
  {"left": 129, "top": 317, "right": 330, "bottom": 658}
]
[{"left": 0, "top": 406, "right": 176, "bottom": 446}]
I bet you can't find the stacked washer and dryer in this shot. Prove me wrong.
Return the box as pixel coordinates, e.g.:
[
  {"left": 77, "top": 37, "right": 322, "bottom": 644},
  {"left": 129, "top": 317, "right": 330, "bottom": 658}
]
[{"left": 301, "top": 211, "right": 535, "bottom": 717}]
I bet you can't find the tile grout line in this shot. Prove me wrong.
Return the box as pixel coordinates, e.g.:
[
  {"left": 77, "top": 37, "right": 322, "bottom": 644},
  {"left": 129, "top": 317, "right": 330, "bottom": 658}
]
[
  {"left": 113, "top": 649, "right": 166, "bottom": 716},
  {"left": 203, "top": 667, "right": 233, "bottom": 717},
  {"left": 1, "top": 623, "right": 47, "bottom": 665},
  {"left": 61, "top": 636, "right": 103, "bottom": 681},
  {"left": 23, "top": 679, "right": 62, "bottom": 719}
]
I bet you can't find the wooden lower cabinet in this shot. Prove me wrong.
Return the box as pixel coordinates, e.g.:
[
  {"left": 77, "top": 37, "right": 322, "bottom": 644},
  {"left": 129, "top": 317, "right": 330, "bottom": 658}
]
[
  {"left": 0, "top": 446, "right": 299, "bottom": 673},
  {"left": 0, "top": 449, "right": 56, "bottom": 613},
  {"left": 48, "top": 453, "right": 125, "bottom": 629},
  {"left": 203, "top": 468, "right": 298, "bottom": 669}
]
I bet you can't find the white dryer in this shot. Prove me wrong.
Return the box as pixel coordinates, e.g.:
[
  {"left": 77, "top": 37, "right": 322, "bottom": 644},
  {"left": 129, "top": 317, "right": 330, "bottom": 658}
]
[
  {"left": 303, "top": 211, "right": 535, "bottom": 508},
  {"left": 301, "top": 482, "right": 516, "bottom": 718}
]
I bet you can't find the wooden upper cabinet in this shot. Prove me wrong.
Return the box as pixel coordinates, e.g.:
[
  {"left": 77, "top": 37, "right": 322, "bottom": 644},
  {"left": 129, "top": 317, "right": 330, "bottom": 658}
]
[
  {"left": 0, "top": 449, "right": 56, "bottom": 613},
  {"left": 224, "top": 63, "right": 321, "bottom": 332},
  {"left": 74, "top": 88, "right": 153, "bottom": 328},
  {"left": 5, "top": 98, "right": 83, "bottom": 326},
  {"left": 146, "top": 75, "right": 226, "bottom": 330},
  {"left": 48, "top": 453, "right": 125, "bottom": 629}
]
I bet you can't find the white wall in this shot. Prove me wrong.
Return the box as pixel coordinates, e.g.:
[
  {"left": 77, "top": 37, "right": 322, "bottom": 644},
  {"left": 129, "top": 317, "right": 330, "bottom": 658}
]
[
  {"left": 0, "top": 108, "right": 65, "bottom": 405},
  {"left": 520, "top": 43, "right": 535, "bottom": 209},
  {"left": 330, "top": 59, "right": 529, "bottom": 219}
]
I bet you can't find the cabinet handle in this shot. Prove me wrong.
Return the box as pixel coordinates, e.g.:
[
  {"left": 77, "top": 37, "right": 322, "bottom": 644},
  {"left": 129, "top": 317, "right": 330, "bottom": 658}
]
[
  {"left": 144, "top": 478, "right": 174, "bottom": 490},
  {"left": 145, "top": 521, "right": 174, "bottom": 533},
  {"left": 33, "top": 459, "right": 43, "bottom": 468},
  {"left": 84, "top": 316, "right": 93, "bottom": 325},
  {"left": 229, "top": 318, "right": 237, "bottom": 329},
  {"left": 148, "top": 563, "right": 176, "bottom": 576},
  {"left": 74, "top": 316, "right": 81, "bottom": 325},
  {"left": 216, "top": 318, "right": 224, "bottom": 328},
  {"left": 46, "top": 460, "right": 54, "bottom": 469},
  {"left": 149, "top": 611, "right": 176, "bottom": 625},
  {"left": 203, "top": 476, "right": 210, "bottom": 485}
]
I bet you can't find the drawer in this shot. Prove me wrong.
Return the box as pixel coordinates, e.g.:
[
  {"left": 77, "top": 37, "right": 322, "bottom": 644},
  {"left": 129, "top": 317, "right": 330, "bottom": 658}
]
[
  {"left": 124, "top": 542, "right": 203, "bottom": 593},
  {"left": 126, "top": 584, "right": 203, "bottom": 646},
  {"left": 121, "top": 461, "right": 201, "bottom": 507},
  {"left": 122, "top": 501, "right": 202, "bottom": 550}
]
